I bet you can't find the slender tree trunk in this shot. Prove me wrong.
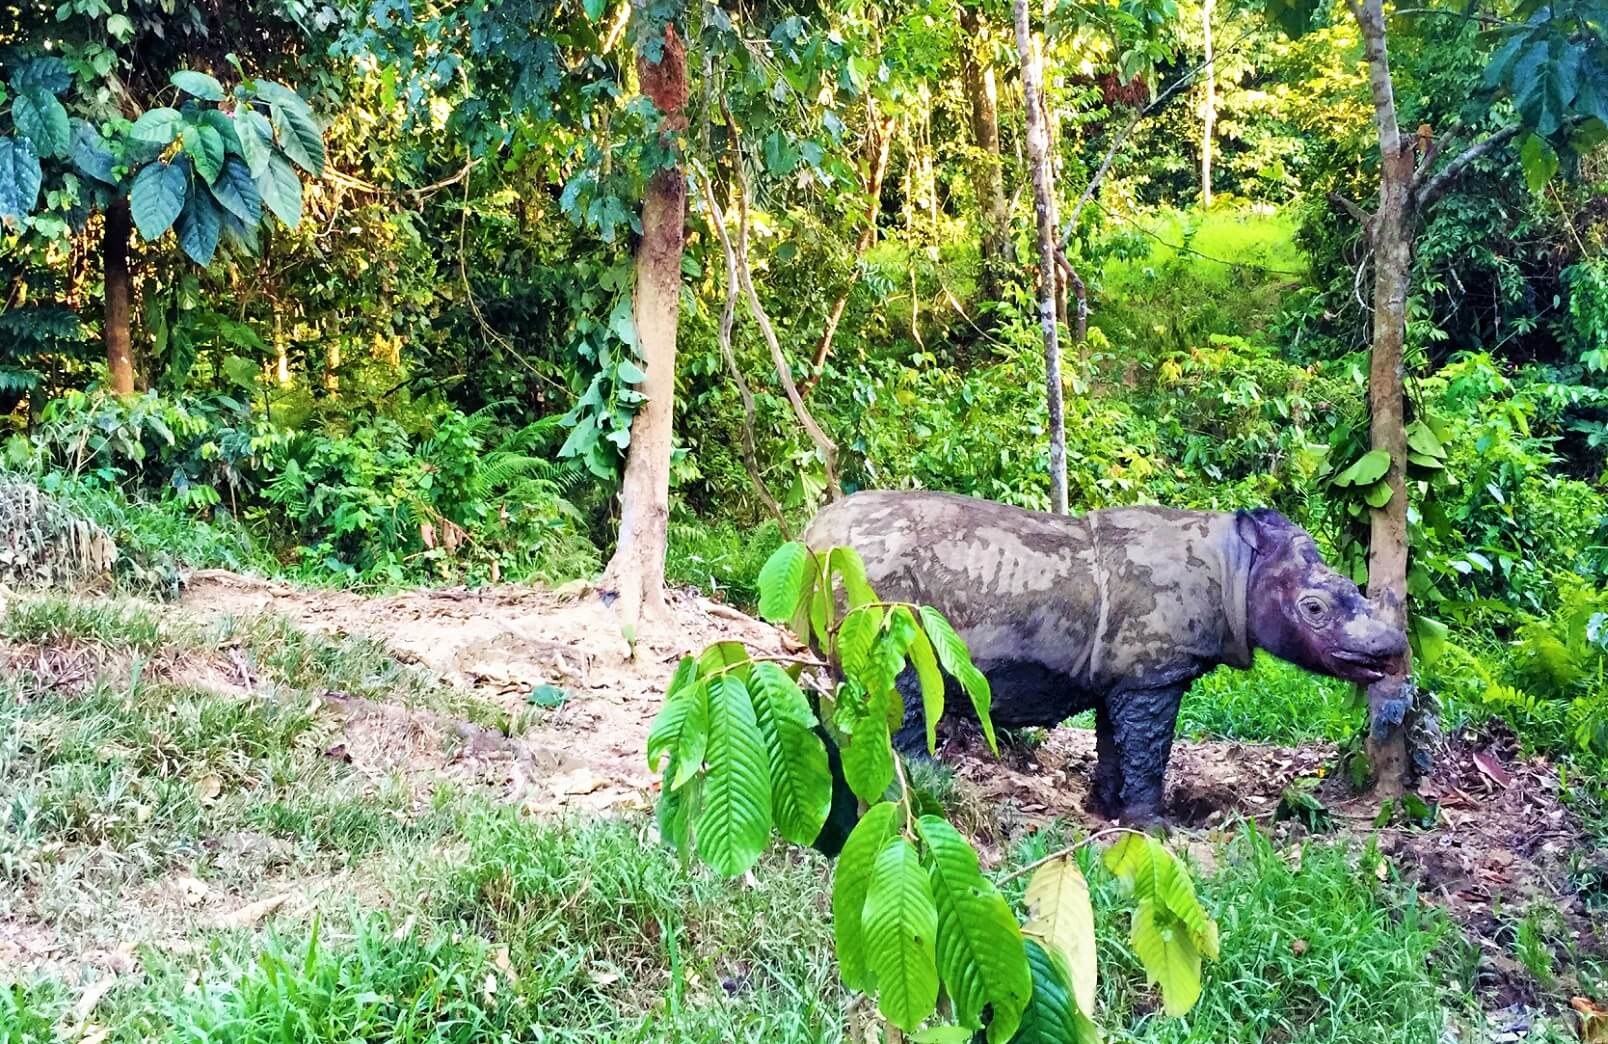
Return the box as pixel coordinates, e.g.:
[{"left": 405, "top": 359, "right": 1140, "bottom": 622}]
[
  {"left": 103, "top": 199, "right": 135, "bottom": 395},
  {"left": 960, "top": 3, "right": 1015, "bottom": 302},
  {"left": 1352, "top": 0, "right": 1414, "bottom": 795},
  {"left": 1200, "top": 0, "right": 1215, "bottom": 208},
  {"left": 602, "top": 22, "right": 689, "bottom": 631},
  {"left": 1014, "top": 0, "right": 1068, "bottom": 514}
]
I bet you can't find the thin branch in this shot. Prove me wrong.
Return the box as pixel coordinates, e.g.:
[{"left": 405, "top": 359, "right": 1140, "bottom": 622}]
[
  {"left": 1413, "top": 124, "right": 1525, "bottom": 210},
  {"left": 324, "top": 159, "right": 481, "bottom": 202},
  {"left": 723, "top": 106, "right": 844, "bottom": 501},
  {"left": 1328, "top": 191, "right": 1373, "bottom": 227},
  {"left": 694, "top": 167, "right": 792, "bottom": 537},
  {"left": 995, "top": 827, "right": 1147, "bottom": 886}
]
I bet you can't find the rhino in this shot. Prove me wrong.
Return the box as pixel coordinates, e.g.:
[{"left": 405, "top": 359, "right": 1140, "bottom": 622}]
[{"left": 803, "top": 490, "right": 1407, "bottom": 825}]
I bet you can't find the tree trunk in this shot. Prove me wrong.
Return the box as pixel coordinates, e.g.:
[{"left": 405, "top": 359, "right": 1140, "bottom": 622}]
[
  {"left": 1014, "top": 0, "right": 1068, "bottom": 514},
  {"left": 1200, "top": 0, "right": 1215, "bottom": 208},
  {"left": 103, "top": 199, "right": 135, "bottom": 395},
  {"left": 601, "top": 22, "right": 689, "bottom": 631},
  {"left": 1352, "top": 0, "right": 1414, "bottom": 796},
  {"left": 961, "top": 3, "right": 1015, "bottom": 302}
]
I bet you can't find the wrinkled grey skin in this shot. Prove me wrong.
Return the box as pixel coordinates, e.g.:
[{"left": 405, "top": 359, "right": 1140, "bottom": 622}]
[{"left": 805, "top": 490, "right": 1407, "bottom": 824}]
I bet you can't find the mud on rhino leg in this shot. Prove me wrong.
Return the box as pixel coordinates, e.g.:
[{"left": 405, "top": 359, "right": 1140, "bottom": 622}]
[
  {"left": 1089, "top": 704, "right": 1123, "bottom": 819},
  {"left": 1107, "top": 684, "right": 1186, "bottom": 824},
  {"left": 892, "top": 666, "right": 930, "bottom": 756}
]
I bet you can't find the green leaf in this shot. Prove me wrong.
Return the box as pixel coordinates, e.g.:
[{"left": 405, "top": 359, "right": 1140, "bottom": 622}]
[
  {"left": 1333, "top": 449, "right": 1391, "bottom": 487},
  {"left": 0, "top": 136, "right": 43, "bottom": 221},
  {"left": 907, "top": 625, "right": 945, "bottom": 755},
  {"left": 1104, "top": 836, "right": 1217, "bottom": 957},
  {"left": 839, "top": 606, "right": 884, "bottom": 685},
  {"left": 1009, "top": 940, "right": 1102, "bottom": 1044},
  {"left": 256, "top": 152, "right": 303, "bottom": 228},
  {"left": 918, "top": 607, "right": 996, "bottom": 754},
  {"left": 841, "top": 703, "right": 895, "bottom": 802},
  {"left": 171, "top": 70, "right": 226, "bottom": 101},
  {"left": 1362, "top": 481, "right": 1394, "bottom": 509},
  {"left": 1261, "top": 0, "right": 1321, "bottom": 37},
  {"left": 1131, "top": 900, "right": 1202, "bottom": 1016},
  {"left": 863, "top": 837, "right": 940, "bottom": 1032},
  {"left": 695, "top": 675, "right": 772, "bottom": 877},
  {"left": 748, "top": 663, "right": 831, "bottom": 845},
  {"left": 271, "top": 100, "right": 326, "bottom": 176},
  {"left": 696, "top": 640, "right": 751, "bottom": 679},
  {"left": 1404, "top": 421, "right": 1446, "bottom": 460},
  {"left": 913, "top": 1028, "right": 976, "bottom": 1044},
  {"left": 10, "top": 56, "right": 72, "bottom": 96},
  {"left": 647, "top": 677, "right": 708, "bottom": 790},
  {"left": 833, "top": 801, "right": 902, "bottom": 991},
  {"left": 829, "top": 546, "right": 877, "bottom": 608},
  {"left": 917, "top": 816, "right": 1031, "bottom": 1040},
  {"left": 758, "top": 541, "right": 813, "bottom": 624},
  {"left": 131, "top": 107, "right": 185, "bottom": 146},
  {"left": 1411, "top": 614, "right": 1449, "bottom": 666},
  {"left": 69, "top": 120, "right": 117, "bottom": 184},
  {"left": 1519, "top": 131, "right": 1559, "bottom": 193},
  {"left": 184, "top": 123, "right": 225, "bottom": 184},
  {"left": 235, "top": 109, "right": 274, "bottom": 178},
  {"left": 176, "top": 186, "right": 222, "bottom": 265},
  {"left": 208, "top": 156, "right": 263, "bottom": 224},
  {"left": 1023, "top": 856, "right": 1098, "bottom": 1017},
  {"left": 130, "top": 161, "right": 189, "bottom": 241},
  {"left": 528, "top": 683, "right": 567, "bottom": 708},
  {"left": 582, "top": 0, "right": 606, "bottom": 18},
  {"left": 657, "top": 758, "right": 697, "bottom": 859},
  {"left": 14, "top": 89, "right": 69, "bottom": 158}
]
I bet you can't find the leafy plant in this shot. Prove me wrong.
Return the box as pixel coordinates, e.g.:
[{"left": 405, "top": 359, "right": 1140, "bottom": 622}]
[{"left": 648, "top": 540, "right": 1220, "bottom": 1038}]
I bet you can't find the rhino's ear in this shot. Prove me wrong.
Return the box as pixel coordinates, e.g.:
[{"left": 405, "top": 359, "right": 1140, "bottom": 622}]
[{"left": 1235, "top": 508, "right": 1294, "bottom": 554}]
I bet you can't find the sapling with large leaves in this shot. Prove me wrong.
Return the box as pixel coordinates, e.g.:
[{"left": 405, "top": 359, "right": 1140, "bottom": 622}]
[{"left": 647, "top": 540, "right": 1221, "bottom": 1039}]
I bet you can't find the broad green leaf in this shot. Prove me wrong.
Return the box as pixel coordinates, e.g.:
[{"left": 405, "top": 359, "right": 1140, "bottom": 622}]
[
  {"left": 863, "top": 837, "right": 940, "bottom": 1032},
  {"left": 176, "top": 187, "right": 221, "bottom": 266},
  {"left": 758, "top": 541, "right": 812, "bottom": 623},
  {"left": 1333, "top": 449, "right": 1390, "bottom": 487},
  {"left": 184, "top": 123, "right": 225, "bottom": 184},
  {"left": 10, "top": 56, "right": 71, "bottom": 95},
  {"left": 917, "top": 816, "right": 1031, "bottom": 1040},
  {"left": 913, "top": 1028, "right": 976, "bottom": 1044},
  {"left": 271, "top": 100, "right": 326, "bottom": 176},
  {"left": 749, "top": 663, "right": 831, "bottom": 845},
  {"left": 1411, "top": 613, "right": 1449, "bottom": 666},
  {"left": 1519, "top": 131, "right": 1559, "bottom": 193},
  {"left": 69, "top": 120, "right": 117, "bottom": 184},
  {"left": 907, "top": 624, "right": 945, "bottom": 754},
  {"left": 582, "top": 0, "right": 606, "bottom": 19},
  {"left": 1023, "top": 856, "right": 1098, "bottom": 1017},
  {"left": 1362, "top": 481, "right": 1394, "bottom": 509},
  {"left": 833, "top": 801, "right": 902, "bottom": 991},
  {"left": 696, "top": 640, "right": 751, "bottom": 679},
  {"left": 647, "top": 676, "right": 708, "bottom": 790},
  {"left": 14, "top": 89, "right": 69, "bottom": 158},
  {"left": 208, "top": 156, "right": 263, "bottom": 224},
  {"left": 918, "top": 607, "right": 996, "bottom": 754},
  {"left": 199, "top": 110, "right": 244, "bottom": 156},
  {"left": 829, "top": 546, "right": 877, "bottom": 607},
  {"left": 0, "top": 137, "right": 43, "bottom": 220},
  {"left": 251, "top": 80, "right": 313, "bottom": 117},
  {"left": 1404, "top": 421, "right": 1446, "bottom": 460},
  {"left": 130, "top": 160, "right": 189, "bottom": 241},
  {"left": 1009, "top": 940, "right": 1102, "bottom": 1044},
  {"left": 1131, "top": 900, "right": 1202, "bottom": 1016},
  {"left": 171, "top": 70, "right": 226, "bottom": 101},
  {"left": 131, "top": 107, "right": 185, "bottom": 145},
  {"left": 841, "top": 704, "right": 895, "bottom": 802},
  {"left": 256, "top": 152, "right": 302, "bottom": 228},
  {"left": 695, "top": 675, "right": 772, "bottom": 877},
  {"left": 839, "top": 605, "right": 884, "bottom": 685},
  {"left": 656, "top": 758, "right": 697, "bottom": 860},
  {"left": 1104, "top": 836, "right": 1216, "bottom": 954},
  {"left": 235, "top": 109, "right": 275, "bottom": 178}
]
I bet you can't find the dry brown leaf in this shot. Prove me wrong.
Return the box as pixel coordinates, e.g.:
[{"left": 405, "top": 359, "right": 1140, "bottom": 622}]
[
  {"left": 215, "top": 892, "right": 293, "bottom": 930},
  {"left": 73, "top": 976, "right": 117, "bottom": 1022},
  {"left": 194, "top": 774, "right": 223, "bottom": 803},
  {"left": 1473, "top": 751, "right": 1513, "bottom": 789},
  {"left": 1573, "top": 996, "right": 1608, "bottom": 1043}
]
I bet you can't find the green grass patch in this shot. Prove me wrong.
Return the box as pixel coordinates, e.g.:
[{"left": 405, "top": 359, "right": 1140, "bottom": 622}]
[
  {"left": 1179, "top": 653, "right": 1358, "bottom": 744},
  {"left": 666, "top": 517, "right": 788, "bottom": 610}
]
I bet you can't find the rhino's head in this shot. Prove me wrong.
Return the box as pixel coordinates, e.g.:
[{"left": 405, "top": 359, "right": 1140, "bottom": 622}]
[{"left": 1237, "top": 509, "right": 1407, "bottom": 684}]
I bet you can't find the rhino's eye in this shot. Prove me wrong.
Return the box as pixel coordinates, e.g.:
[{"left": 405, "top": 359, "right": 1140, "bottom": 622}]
[{"left": 1299, "top": 596, "right": 1328, "bottom": 620}]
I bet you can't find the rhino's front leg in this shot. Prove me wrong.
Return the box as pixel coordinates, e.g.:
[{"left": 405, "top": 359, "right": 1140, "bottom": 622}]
[{"left": 1106, "top": 683, "right": 1186, "bottom": 825}]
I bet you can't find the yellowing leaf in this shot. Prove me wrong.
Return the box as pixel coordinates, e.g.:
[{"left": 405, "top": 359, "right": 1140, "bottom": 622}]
[
  {"left": 1023, "top": 856, "right": 1098, "bottom": 1017},
  {"left": 1130, "top": 901, "right": 1202, "bottom": 1016}
]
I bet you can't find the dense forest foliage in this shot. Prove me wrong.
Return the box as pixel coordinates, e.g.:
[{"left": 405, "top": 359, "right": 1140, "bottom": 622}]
[{"left": 4, "top": 0, "right": 1608, "bottom": 1037}]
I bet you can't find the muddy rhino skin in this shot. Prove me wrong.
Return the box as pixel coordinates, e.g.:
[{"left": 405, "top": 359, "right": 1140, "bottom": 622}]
[{"left": 803, "top": 490, "right": 1406, "bottom": 823}]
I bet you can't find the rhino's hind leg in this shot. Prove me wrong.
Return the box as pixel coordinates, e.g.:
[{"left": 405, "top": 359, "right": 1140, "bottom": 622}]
[
  {"left": 1107, "top": 684, "right": 1186, "bottom": 825},
  {"left": 892, "top": 666, "right": 930, "bottom": 757},
  {"left": 1088, "top": 704, "right": 1123, "bottom": 819}
]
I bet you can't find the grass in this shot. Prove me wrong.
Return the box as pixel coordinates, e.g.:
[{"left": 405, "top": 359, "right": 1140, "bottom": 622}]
[
  {"left": 666, "top": 516, "right": 788, "bottom": 609},
  {"left": 1179, "top": 653, "right": 1359, "bottom": 744},
  {"left": 0, "top": 589, "right": 1564, "bottom": 1042}
]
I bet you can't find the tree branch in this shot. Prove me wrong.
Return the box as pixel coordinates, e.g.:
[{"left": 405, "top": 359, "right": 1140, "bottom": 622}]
[
  {"left": 1328, "top": 191, "right": 1373, "bottom": 227},
  {"left": 1412, "top": 124, "right": 1525, "bottom": 210}
]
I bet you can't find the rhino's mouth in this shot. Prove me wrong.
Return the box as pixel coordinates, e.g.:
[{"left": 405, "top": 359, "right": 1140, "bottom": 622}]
[{"left": 1330, "top": 649, "right": 1391, "bottom": 683}]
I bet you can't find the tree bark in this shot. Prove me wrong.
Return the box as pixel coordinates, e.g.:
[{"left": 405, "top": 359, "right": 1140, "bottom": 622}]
[
  {"left": 961, "top": 3, "right": 1016, "bottom": 302},
  {"left": 601, "top": 22, "right": 689, "bottom": 631},
  {"left": 1352, "top": 0, "right": 1413, "bottom": 796},
  {"left": 103, "top": 198, "right": 135, "bottom": 395},
  {"left": 1200, "top": 0, "right": 1215, "bottom": 208},
  {"left": 1014, "top": 0, "right": 1068, "bottom": 514}
]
